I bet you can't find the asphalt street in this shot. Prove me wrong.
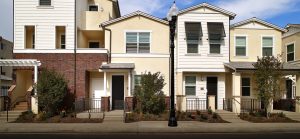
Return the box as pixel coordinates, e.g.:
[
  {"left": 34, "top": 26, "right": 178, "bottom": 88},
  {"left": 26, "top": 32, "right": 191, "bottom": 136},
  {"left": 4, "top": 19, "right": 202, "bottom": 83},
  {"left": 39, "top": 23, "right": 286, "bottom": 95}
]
[{"left": 1, "top": 133, "right": 300, "bottom": 139}]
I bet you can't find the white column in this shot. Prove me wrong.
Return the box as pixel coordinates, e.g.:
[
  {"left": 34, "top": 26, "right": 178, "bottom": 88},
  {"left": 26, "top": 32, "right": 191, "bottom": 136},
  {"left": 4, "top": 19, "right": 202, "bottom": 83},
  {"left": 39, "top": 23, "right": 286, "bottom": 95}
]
[
  {"left": 128, "top": 71, "right": 131, "bottom": 96},
  {"left": 104, "top": 71, "right": 107, "bottom": 96},
  {"left": 32, "top": 65, "right": 39, "bottom": 114},
  {"left": 232, "top": 72, "right": 241, "bottom": 114}
]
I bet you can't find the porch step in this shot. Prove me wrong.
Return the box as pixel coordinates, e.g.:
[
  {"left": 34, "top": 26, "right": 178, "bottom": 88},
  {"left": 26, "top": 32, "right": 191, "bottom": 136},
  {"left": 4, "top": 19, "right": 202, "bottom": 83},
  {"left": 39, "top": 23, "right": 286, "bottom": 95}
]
[
  {"left": 104, "top": 110, "right": 124, "bottom": 122},
  {"left": 216, "top": 110, "right": 249, "bottom": 123},
  {"left": 13, "top": 101, "right": 28, "bottom": 111},
  {"left": 0, "top": 110, "right": 25, "bottom": 122}
]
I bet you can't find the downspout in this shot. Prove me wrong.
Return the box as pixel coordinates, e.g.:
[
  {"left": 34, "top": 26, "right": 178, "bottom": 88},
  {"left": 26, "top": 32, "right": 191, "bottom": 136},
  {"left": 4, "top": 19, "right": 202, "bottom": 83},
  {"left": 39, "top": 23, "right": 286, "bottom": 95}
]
[{"left": 74, "top": 0, "right": 77, "bottom": 98}]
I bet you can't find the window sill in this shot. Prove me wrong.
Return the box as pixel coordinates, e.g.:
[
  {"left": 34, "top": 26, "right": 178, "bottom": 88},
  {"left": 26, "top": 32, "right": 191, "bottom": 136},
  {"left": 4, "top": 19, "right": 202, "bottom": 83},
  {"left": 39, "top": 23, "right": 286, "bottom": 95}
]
[
  {"left": 234, "top": 56, "right": 249, "bottom": 59},
  {"left": 208, "top": 54, "right": 223, "bottom": 57},
  {"left": 185, "top": 53, "right": 201, "bottom": 56},
  {"left": 36, "top": 6, "right": 54, "bottom": 9}
]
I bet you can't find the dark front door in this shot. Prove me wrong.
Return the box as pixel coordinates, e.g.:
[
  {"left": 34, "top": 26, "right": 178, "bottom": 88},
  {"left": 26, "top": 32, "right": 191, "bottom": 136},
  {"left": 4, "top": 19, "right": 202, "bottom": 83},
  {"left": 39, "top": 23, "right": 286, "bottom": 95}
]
[
  {"left": 286, "top": 80, "right": 293, "bottom": 99},
  {"left": 207, "top": 77, "right": 218, "bottom": 109},
  {"left": 112, "top": 75, "right": 124, "bottom": 110}
]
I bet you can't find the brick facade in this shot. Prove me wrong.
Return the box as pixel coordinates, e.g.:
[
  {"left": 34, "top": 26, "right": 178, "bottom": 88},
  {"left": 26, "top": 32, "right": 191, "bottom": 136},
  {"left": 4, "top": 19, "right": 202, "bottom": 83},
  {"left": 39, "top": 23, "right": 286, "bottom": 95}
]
[{"left": 14, "top": 53, "right": 107, "bottom": 98}]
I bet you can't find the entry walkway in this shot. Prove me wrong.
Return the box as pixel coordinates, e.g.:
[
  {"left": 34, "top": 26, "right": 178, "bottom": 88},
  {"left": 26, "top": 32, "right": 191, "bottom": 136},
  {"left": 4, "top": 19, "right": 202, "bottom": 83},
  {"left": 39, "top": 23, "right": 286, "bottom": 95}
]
[
  {"left": 216, "top": 110, "right": 249, "bottom": 123},
  {"left": 273, "top": 110, "right": 300, "bottom": 121}
]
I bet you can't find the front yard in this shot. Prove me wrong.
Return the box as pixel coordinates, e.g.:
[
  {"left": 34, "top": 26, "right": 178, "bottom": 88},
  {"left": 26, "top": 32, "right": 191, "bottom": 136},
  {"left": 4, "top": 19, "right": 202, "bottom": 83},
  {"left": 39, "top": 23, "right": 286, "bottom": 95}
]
[{"left": 239, "top": 112, "right": 299, "bottom": 123}]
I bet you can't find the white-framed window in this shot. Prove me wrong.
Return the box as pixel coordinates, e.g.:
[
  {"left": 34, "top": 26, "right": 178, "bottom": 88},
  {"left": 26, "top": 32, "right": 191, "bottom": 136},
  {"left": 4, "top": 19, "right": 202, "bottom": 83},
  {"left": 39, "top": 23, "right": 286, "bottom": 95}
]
[
  {"left": 208, "top": 22, "right": 225, "bottom": 54},
  {"left": 89, "top": 5, "right": 99, "bottom": 11},
  {"left": 89, "top": 41, "right": 100, "bottom": 48},
  {"left": 235, "top": 36, "right": 247, "bottom": 56},
  {"left": 286, "top": 43, "right": 295, "bottom": 62},
  {"left": 185, "top": 22, "right": 202, "bottom": 54},
  {"left": 134, "top": 75, "right": 142, "bottom": 87},
  {"left": 185, "top": 76, "right": 196, "bottom": 96},
  {"left": 126, "top": 32, "right": 150, "bottom": 53},
  {"left": 39, "top": 0, "right": 51, "bottom": 6},
  {"left": 60, "top": 34, "right": 66, "bottom": 49},
  {"left": 262, "top": 36, "right": 274, "bottom": 56},
  {"left": 241, "top": 78, "right": 251, "bottom": 96}
]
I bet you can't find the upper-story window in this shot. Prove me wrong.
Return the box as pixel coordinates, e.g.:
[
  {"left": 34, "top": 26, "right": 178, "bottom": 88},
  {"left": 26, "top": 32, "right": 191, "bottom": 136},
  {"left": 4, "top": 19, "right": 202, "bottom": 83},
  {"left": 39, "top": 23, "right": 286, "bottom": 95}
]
[
  {"left": 39, "top": 0, "right": 51, "bottom": 6},
  {"left": 25, "top": 26, "right": 35, "bottom": 49},
  {"left": 126, "top": 32, "right": 150, "bottom": 53},
  {"left": 235, "top": 36, "right": 247, "bottom": 56},
  {"left": 262, "top": 36, "right": 274, "bottom": 56},
  {"left": 56, "top": 26, "right": 66, "bottom": 49},
  {"left": 89, "top": 41, "right": 100, "bottom": 48},
  {"left": 89, "top": 5, "right": 99, "bottom": 11},
  {"left": 1, "top": 42, "right": 4, "bottom": 50},
  {"left": 287, "top": 43, "right": 295, "bottom": 62},
  {"left": 208, "top": 22, "right": 225, "bottom": 54},
  {"left": 185, "top": 22, "right": 202, "bottom": 54}
]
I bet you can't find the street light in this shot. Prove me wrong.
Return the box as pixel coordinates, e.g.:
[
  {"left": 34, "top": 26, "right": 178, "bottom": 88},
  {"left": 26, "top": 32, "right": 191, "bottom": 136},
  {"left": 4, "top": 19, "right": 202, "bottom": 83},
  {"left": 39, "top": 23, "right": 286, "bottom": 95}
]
[{"left": 167, "top": 1, "right": 179, "bottom": 127}]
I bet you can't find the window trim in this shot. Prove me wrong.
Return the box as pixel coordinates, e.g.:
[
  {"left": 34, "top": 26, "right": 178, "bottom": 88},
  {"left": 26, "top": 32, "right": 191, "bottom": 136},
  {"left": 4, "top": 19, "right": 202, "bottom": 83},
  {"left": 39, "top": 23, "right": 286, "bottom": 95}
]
[
  {"left": 184, "top": 75, "right": 197, "bottom": 96},
  {"left": 286, "top": 42, "right": 296, "bottom": 62},
  {"left": 241, "top": 77, "right": 251, "bottom": 96},
  {"left": 24, "top": 25, "right": 36, "bottom": 49},
  {"left": 234, "top": 35, "right": 248, "bottom": 57},
  {"left": 261, "top": 35, "right": 275, "bottom": 57},
  {"left": 39, "top": 0, "right": 52, "bottom": 6},
  {"left": 185, "top": 22, "right": 202, "bottom": 54},
  {"left": 88, "top": 40, "right": 101, "bottom": 48},
  {"left": 124, "top": 30, "right": 152, "bottom": 54},
  {"left": 88, "top": 4, "right": 99, "bottom": 12}
]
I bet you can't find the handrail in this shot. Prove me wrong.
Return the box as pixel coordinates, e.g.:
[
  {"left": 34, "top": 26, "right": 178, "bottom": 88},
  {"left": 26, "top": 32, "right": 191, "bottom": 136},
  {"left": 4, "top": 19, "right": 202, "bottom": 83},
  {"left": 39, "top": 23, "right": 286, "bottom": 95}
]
[
  {"left": 8, "top": 85, "right": 16, "bottom": 97},
  {"left": 9, "top": 86, "right": 33, "bottom": 110}
]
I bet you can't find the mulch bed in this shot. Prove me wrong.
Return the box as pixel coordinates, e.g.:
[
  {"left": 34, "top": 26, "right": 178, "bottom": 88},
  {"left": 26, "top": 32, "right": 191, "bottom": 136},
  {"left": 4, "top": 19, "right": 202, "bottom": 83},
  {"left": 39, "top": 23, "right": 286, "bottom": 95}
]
[
  {"left": 13, "top": 112, "right": 103, "bottom": 123},
  {"left": 125, "top": 111, "right": 229, "bottom": 123},
  {"left": 239, "top": 113, "right": 299, "bottom": 123}
]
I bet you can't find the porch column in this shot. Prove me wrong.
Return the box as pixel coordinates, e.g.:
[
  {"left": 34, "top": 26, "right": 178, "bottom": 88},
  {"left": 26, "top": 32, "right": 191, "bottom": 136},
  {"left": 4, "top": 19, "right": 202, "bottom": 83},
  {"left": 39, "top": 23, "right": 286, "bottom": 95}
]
[
  {"left": 232, "top": 72, "right": 241, "bottom": 114},
  {"left": 296, "top": 75, "right": 300, "bottom": 113},
  {"left": 104, "top": 71, "right": 107, "bottom": 96},
  {"left": 32, "top": 65, "right": 38, "bottom": 114},
  {"left": 128, "top": 71, "right": 132, "bottom": 96}
]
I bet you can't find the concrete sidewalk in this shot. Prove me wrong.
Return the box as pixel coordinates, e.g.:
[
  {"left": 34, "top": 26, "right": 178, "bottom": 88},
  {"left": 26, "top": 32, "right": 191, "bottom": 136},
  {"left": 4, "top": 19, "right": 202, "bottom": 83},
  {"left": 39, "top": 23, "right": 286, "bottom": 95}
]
[{"left": 1, "top": 122, "right": 300, "bottom": 133}]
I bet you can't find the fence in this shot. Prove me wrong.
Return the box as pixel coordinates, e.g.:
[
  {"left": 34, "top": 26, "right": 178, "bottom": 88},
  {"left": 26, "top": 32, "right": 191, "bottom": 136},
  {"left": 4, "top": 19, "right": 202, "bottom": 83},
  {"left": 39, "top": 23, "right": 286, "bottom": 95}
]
[
  {"left": 241, "top": 98, "right": 261, "bottom": 112},
  {"left": 223, "top": 98, "right": 233, "bottom": 112},
  {"left": 186, "top": 98, "right": 207, "bottom": 111},
  {"left": 74, "top": 98, "right": 102, "bottom": 113}
]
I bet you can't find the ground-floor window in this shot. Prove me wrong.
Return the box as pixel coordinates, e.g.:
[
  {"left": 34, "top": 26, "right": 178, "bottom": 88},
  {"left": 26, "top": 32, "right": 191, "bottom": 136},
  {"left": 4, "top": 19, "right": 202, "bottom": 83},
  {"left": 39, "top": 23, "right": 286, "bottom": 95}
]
[
  {"left": 241, "top": 78, "right": 251, "bottom": 96},
  {"left": 134, "top": 75, "right": 142, "bottom": 88},
  {"left": 185, "top": 76, "right": 196, "bottom": 96},
  {"left": 0, "top": 86, "right": 10, "bottom": 96}
]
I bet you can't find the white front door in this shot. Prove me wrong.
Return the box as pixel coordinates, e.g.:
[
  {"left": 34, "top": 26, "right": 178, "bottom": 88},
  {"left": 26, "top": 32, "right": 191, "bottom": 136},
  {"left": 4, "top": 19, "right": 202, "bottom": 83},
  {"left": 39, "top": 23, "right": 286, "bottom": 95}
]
[{"left": 90, "top": 78, "right": 104, "bottom": 109}]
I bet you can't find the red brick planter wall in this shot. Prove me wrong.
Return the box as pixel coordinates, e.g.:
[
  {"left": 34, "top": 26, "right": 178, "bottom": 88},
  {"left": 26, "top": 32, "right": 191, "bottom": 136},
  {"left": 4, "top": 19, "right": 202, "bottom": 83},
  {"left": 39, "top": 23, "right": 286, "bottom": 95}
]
[
  {"left": 101, "top": 97, "right": 110, "bottom": 112},
  {"left": 165, "top": 96, "right": 170, "bottom": 110}
]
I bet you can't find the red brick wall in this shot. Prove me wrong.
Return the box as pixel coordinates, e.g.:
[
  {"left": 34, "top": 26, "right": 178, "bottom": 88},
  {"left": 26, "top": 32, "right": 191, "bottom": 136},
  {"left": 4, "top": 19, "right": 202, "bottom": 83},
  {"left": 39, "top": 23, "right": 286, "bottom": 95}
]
[{"left": 14, "top": 53, "right": 107, "bottom": 98}]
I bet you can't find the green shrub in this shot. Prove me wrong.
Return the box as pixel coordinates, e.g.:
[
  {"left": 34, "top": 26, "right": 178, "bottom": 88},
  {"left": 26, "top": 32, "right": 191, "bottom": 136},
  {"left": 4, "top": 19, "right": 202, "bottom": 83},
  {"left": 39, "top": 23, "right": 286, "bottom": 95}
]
[
  {"left": 207, "top": 107, "right": 213, "bottom": 115},
  {"left": 212, "top": 113, "right": 218, "bottom": 119},
  {"left": 196, "top": 110, "right": 201, "bottom": 115},
  {"left": 134, "top": 72, "right": 166, "bottom": 115},
  {"left": 37, "top": 68, "right": 68, "bottom": 117},
  {"left": 200, "top": 114, "right": 208, "bottom": 120}
]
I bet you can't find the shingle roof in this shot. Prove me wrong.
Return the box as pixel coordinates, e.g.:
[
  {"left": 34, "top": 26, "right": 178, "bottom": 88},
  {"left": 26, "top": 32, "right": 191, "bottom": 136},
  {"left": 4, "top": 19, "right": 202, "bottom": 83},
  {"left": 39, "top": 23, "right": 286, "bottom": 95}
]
[
  {"left": 230, "top": 17, "right": 287, "bottom": 32},
  {"left": 100, "top": 63, "right": 135, "bottom": 69},
  {"left": 101, "top": 11, "right": 168, "bottom": 27},
  {"left": 224, "top": 62, "right": 300, "bottom": 71},
  {"left": 178, "top": 3, "right": 236, "bottom": 19},
  {"left": 286, "top": 24, "right": 300, "bottom": 29}
]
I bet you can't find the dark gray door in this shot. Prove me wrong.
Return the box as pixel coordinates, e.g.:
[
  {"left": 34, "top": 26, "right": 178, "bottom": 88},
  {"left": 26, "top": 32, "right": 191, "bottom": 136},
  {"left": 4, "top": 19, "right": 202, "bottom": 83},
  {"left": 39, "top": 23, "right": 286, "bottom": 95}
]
[
  {"left": 112, "top": 75, "right": 124, "bottom": 110},
  {"left": 207, "top": 77, "right": 218, "bottom": 109},
  {"left": 286, "top": 80, "right": 293, "bottom": 99}
]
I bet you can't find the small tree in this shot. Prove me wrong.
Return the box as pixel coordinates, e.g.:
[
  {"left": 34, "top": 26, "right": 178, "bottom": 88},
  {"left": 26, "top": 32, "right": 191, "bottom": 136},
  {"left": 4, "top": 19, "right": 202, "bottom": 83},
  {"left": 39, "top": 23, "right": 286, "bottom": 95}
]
[
  {"left": 253, "top": 56, "right": 284, "bottom": 118},
  {"left": 134, "top": 72, "right": 166, "bottom": 115},
  {"left": 37, "top": 68, "right": 68, "bottom": 117}
]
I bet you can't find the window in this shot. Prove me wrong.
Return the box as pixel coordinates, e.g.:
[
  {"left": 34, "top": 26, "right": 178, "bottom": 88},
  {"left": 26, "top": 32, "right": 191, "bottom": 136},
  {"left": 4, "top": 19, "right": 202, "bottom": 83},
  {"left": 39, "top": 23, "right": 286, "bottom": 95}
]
[
  {"left": 235, "top": 36, "right": 247, "bottom": 56},
  {"left": 126, "top": 32, "right": 150, "bottom": 53},
  {"left": 242, "top": 78, "right": 251, "bottom": 96},
  {"left": 89, "top": 42, "right": 100, "bottom": 48},
  {"left": 25, "top": 26, "right": 35, "bottom": 49},
  {"left": 0, "top": 58, "right": 4, "bottom": 75},
  {"left": 56, "top": 26, "right": 65, "bottom": 49},
  {"left": 39, "top": 0, "right": 51, "bottom": 6},
  {"left": 185, "top": 22, "right": 202, "bottom": 53},
  {"left": 134, "top": 75, "right": 142, "bottom": 87},
  {"left": 287, "top": 43, "right": 295, "bottom": 62},
  {"left": 0, "top": 86, "right": 10, "bottom": 96},
  {"left": 208, "top": 22, "right": 225, "bottom": 54},
  {"left": 262, "top": 37, "right": 273, "bottom": 56},
  {"left": 185, "top": 76, "right": 196, "bottom": 96},
  {"left": 1, "top": 42, "right": 3, "bottom": 50},
  {"left": 60, "top": 35, "right": 66, "bottom": 49},
  {"left": 89, "top": 5, "right": 98, "bottom": 11}
]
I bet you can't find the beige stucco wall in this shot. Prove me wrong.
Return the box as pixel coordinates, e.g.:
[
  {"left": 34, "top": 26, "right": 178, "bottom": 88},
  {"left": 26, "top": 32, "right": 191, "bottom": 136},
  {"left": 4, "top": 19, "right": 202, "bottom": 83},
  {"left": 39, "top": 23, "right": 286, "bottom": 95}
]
[
  {"left": 230, "top": 27, "right": 283, "bottom": 62},
  {"left": 77, "top": 30, "right": 104, "bottom": 48},
  {"left": 104, "top": 16, "right": 169, "bottom": 54},
  {"left": 11, "top": 70, "right": 33, "bottom": 106},
  {"left": 282, "top": 32, "right": 300, "bottom": 62}
]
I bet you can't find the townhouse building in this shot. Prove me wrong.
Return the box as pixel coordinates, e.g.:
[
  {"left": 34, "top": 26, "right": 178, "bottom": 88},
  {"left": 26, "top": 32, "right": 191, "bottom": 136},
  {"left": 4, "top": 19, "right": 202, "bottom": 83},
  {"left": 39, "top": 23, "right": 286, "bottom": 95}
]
[{"left": 0, "top": 36, "right": 13, "bottom": 111}]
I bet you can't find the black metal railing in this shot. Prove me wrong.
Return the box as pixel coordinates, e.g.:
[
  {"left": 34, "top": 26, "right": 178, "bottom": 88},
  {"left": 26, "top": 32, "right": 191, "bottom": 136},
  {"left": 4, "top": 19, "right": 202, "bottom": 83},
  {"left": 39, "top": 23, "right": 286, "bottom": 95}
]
[
  {"left": 223, "top": 98, "right": 233, "bottom": 112},
  {"left": 241, "top": 98, "right": 261, "bottom": 112},
  {"left": 186, "top": 98, "right": 207, "bottom": 111},
  {"left": 74, "top": 98, "right": 102, "bottom": 113}
]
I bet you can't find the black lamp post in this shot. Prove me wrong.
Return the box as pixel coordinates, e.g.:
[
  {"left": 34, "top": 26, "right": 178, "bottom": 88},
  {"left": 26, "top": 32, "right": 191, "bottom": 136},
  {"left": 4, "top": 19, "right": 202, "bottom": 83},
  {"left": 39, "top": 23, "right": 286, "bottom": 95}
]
[{"left": 167, "top": 1, "right": 179, "bottom": 127}]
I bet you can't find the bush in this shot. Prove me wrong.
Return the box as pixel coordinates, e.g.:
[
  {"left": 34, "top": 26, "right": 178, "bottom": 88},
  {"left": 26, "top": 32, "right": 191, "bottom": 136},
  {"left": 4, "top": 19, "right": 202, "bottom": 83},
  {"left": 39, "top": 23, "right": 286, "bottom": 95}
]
[
  {"left": 207, "top": 107, "right": 213, "bottom": 115},
  {"left": 196, "top": 110, "right": 201, "bottom": 115},
  {"left": 134, "top": 72, "right": 166, "bottom": 115},
  {"left": 37, "top": 69, "right": 68, "bottom": 117},
  {"left": 212, "top": 113, "right": 218, "bottom": 119}
]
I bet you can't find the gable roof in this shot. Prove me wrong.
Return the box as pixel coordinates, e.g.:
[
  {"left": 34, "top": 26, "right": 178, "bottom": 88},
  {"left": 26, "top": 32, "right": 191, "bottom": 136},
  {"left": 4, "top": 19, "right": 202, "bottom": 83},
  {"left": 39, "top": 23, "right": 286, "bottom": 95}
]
[
  {"left": 230, "top": 17, "right": 287, "bottom": 32},
  {"left": 178, "top": 2, "right": 236, "bottom": 20},
  {"left": 101, "top": 11, "right": 168, "bottom": 27},
  {"left": 286, "top": 24, "right": 300, "bottom": 29}
]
